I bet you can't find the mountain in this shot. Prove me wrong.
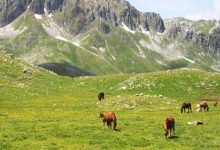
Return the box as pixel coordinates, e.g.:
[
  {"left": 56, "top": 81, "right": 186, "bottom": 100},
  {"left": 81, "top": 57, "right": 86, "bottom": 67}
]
[
  {"left": 0, "top": 0, "right": 220, "bottom": 75},
  {"left": 0, "top": 0, "right": 165, "bottom": 33}
]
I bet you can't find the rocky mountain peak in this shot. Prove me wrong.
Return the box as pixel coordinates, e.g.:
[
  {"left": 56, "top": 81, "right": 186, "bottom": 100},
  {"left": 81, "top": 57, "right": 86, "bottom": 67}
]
[{"left": 0, "top": 0, "right": 165, "bottom": 34}]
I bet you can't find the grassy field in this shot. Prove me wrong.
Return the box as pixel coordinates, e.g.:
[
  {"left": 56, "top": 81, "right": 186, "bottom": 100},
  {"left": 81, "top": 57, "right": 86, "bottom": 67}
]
[{"left": 0, "top": 52, "right": 220, "bottom": 149}]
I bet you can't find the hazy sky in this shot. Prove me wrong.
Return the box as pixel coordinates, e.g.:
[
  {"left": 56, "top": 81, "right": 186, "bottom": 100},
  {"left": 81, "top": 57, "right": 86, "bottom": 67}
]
[{"left": 127, "top": 0, "right": 220, "bottom": 20}]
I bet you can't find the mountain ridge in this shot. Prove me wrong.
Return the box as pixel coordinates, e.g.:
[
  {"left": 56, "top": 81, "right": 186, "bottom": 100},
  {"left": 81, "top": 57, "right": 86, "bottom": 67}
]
[
  {"left": 0, "top": 0, "right": 220, "bottom": 75},
  {"left": 0, "top": 0, "right": 165, "bottom": 34}
]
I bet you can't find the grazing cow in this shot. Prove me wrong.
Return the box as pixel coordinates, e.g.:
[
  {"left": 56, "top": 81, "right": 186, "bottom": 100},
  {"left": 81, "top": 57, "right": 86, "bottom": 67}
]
[
  {"left": 213, "top": 102, "right": 218, "bottom": 107},
  {"left": 99, "top": 112, "right": 117, "bottom": 130},
  {"left": 98, "top": 92, "right": 104, "bottom": 101},
  {"left": 163, "top": 116, "right": 175, "bottom": 139},
  {"left": 181, "top": 102, "right": 192, "bottom": 113},
  {"left": 197, "top": 101, "right": 209, "bottom": 111}
]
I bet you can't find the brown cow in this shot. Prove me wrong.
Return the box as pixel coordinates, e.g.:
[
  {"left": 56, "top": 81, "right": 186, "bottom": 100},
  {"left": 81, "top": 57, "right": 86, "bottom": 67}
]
[
  {"left": 163, "top": 116, "right": 175, "bottom": 139},
  {"left": 99, "top": 112, "right": 117, "bottom": 130},
  {"left": 98, "top": 92, "right": 104, "bottom": 101},
  {"left": 197, "top": 101, "right": 209, "bottom": 111},
  {"left": 181, "top": 102, "right": 192, "bottom": 113}
]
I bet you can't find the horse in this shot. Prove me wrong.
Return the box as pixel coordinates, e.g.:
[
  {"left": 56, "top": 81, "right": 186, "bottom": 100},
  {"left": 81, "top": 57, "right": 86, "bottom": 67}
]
[
  {"left": 99, "top": 112, "right": 117, "bottom": 130},
  {"left": 197, "top": 101, "right": 209, "bottom": 111},
  {"left": 98, "top": 92, "right": 104, "bottom": 101},
  {"left": 181, "top": 102, "right": 192, "bottom": 113},
  {"left": 188, "top": 121, "right": 207, "bottom": 125},
  {"left": 163, "top": 116, "right": 175, "bottom": 139},
  {"left": 213, "top": 102, "right": 218, "bottom": 107}
]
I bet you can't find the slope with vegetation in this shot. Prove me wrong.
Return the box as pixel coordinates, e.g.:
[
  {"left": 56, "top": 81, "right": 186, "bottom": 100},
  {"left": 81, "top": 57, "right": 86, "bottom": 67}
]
[{"left": 0, "top": 52, "right": 220, "bottom": 149}]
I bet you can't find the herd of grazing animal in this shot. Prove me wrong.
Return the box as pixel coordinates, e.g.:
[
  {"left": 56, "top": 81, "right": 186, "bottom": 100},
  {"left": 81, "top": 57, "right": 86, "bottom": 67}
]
[{"left": 98, "top": 92, "right": 216, "bottom": 139}]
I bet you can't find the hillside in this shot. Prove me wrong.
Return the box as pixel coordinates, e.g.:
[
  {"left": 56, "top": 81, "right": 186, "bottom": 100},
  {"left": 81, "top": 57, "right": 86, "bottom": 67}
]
[
  {"left": 0, "top": 51, "right": 220, "bottom": 149},
  {"left": 0, "top": 51, "right": 65, "bottom": 101},
  {"left": 0, "top": 0, "right": 219, "bottom": 75}
]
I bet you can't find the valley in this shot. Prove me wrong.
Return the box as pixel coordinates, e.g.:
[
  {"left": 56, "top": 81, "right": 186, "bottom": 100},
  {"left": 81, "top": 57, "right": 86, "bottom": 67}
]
[{"left": 0, "top": 52, "right": 220, "bottom": 149}]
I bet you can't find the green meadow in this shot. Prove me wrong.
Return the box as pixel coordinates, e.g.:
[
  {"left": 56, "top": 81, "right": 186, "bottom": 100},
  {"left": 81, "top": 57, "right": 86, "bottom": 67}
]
[{"left": 0, "top": 52, "right": 220, "bottom": 149}]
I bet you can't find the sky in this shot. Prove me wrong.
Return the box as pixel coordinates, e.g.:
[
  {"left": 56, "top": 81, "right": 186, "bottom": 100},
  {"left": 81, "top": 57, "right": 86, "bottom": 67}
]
[{"left": 127, "top": 0, "right": 220, "bottom": 20}]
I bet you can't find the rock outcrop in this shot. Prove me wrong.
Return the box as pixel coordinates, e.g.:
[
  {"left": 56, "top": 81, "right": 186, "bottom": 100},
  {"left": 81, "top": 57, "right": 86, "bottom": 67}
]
[
  {"left": 0, "top": 0, "right": 31, "bottom": 27},
  {"left": 165, "top": 18, "right": 220, "bottom": 56},
  {"left": 208, "top": 24, "right": 220, "bottom": 56},
  {"left": 31, "top": 0, "right": 45, "bottom": 14},
  {"left": 143, "top": 12, "right": 165, "bottom": 33},
  {"left": 46, "top": 0, "right": 65, "bottom": 12}
]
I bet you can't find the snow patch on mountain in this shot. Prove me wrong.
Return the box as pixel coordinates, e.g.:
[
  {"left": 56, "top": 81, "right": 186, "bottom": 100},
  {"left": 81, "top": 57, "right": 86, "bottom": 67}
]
[
  {"left": 55, "top": 36, "right": 68, "bottom": 42},
  {"left": 179, "top": 56, "right": 195, "bottom": 64},
  {"left": 99, "top": 47, "right": 106, "bottom": 53},
  {"left": 140, "top": 26, "right": 150, "bottom": 36},
  {"left": 156, "top": 59, "right": 166, "bottom": 66},
  {"left": 121, "top": 22, "right": 135, "bottom": 34},
  {"left": 34, "top": 14, "right": 42, "bottom": 20},
  {"left": 104, "top": 39, "right": 116, "bottom": 60},
  {"left": 44, "top": 8, "right": 53, "bottom": 18},
  {"left": 211, "top": 67, "right": 220, "bottom": 72}
]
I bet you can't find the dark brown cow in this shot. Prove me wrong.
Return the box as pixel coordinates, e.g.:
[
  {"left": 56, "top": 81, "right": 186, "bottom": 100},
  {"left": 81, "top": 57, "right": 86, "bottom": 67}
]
[
  {"left": 181, "top": 102, "right": 192, "bottom": 113},
  {"left": 98, "top": 92, "right": 104, "bottom": 101},
  {"left": 99, "top": 112, "right": 117, "bottom": 130},
  {"left": 197, "top": 101, "right": 209, "bottom": 111},
  {"left": 163, "top": 116, "right": 175, "bottom": 139}
]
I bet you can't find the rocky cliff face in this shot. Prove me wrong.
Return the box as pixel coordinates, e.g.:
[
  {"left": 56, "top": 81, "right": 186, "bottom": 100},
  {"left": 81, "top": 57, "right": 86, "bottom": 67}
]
[
  {"left": 0, "top": 0, "right": 165, "bottom": 34},
  {"left": 46, "top": 0, "right": 65, "bottom": 12},
  {"left": 143, "top": 12, "right": 165, "bottom": 33},
  {"left": 165, "top": 18, "right": 220, "bottom": 57},
  {"left": 0, "top": 0, "right": 31, "bottom": 27},
  {"left": 208, "top": 24, "right": 220, "bottom": 56}
]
